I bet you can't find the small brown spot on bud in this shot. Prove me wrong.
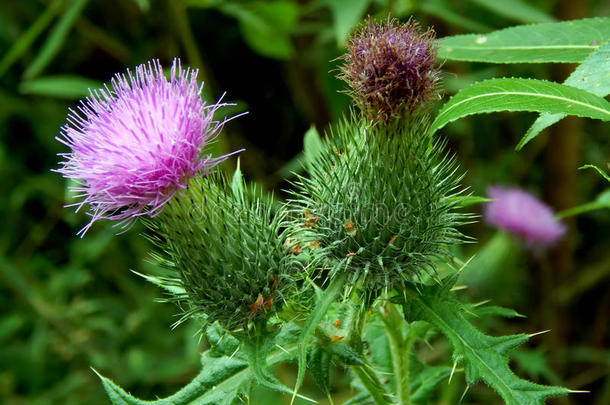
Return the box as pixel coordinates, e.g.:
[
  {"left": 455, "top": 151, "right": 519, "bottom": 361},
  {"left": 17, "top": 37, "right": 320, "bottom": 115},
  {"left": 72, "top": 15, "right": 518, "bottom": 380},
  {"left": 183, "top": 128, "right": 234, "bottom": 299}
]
[
  {"left": 330, "top": 335, "right": 344, "bottom": 343},
  {"left": 333, "top": 319, "right": 341, "bottom": 327},
  {"left": 308, "top": 241, "right": 322, "bottom": 248}
]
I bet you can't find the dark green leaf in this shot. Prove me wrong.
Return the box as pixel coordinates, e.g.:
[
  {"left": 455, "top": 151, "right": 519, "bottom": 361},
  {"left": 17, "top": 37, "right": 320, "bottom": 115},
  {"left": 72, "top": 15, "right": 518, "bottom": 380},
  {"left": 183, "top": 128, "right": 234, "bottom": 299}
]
[
  {"left": 438, "top": 18, "right": 609, "bottom": 63},
  {"left": 470, "top": 0, "right": 555, "bottom": 24},
  {"left": 308, "top": 346, "right": 331, "bottom": 393},
  {"left": 219, "top": 1, "right": 298, "bottom": 60},
  {"left": 432, "top": 78, "right": 610, "bottom": 133},
  {"left": 293, "top": 273, "right": 345, "bottom": 404},
  {"left": 420, "top": 0, "right": 491, "bottom": 33},
  {"left": 403, "top": 284, "right": 571, "bottom": 404},
  {"left": 518, "top": 42, "right": 610, "bottom": 149},
  {"left": 24, "top": 0, "right": 89, "bottom": 79},
  {"left": 0, "top": 0, "right": 63, "bottom": 77},
  {"left": 19, "top": 75, "right": 101, "bottom": 99},
  {"left": 327, "top": 0, "right": 371, "bottom": 46}
]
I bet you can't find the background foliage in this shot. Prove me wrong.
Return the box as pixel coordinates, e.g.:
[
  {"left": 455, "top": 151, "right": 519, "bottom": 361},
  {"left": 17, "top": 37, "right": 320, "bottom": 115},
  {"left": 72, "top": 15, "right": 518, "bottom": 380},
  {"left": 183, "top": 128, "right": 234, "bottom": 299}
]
[{"left": 1, "top": 0, "right": 609, "bottom": 404}]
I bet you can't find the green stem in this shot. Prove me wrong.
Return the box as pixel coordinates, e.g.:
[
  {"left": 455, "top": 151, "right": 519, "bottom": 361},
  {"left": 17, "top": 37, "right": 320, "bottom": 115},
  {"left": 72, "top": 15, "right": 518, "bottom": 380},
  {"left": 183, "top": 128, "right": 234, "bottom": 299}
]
[
  {"left": 381, "top": 302, "right": 412, "bottom": 405},
  {"left": 351, "top": 365, "right": 393, "bottom": 405}
]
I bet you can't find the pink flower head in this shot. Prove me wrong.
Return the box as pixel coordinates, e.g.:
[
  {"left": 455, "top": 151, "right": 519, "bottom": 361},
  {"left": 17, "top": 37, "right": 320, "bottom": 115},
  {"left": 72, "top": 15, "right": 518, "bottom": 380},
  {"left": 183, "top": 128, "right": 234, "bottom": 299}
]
[
  {"left": 484, "top": 186, "right": 566, "bottom": 248},
  {"left": 56, "top": 58, "right": 239, "bottom": 235}
]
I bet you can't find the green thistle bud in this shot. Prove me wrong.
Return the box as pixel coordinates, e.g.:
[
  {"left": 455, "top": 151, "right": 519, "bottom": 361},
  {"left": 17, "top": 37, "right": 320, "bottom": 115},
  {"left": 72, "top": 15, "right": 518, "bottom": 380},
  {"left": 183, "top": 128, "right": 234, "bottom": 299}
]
[
  {"left": 147, "top": 175, "right": 297, "bottom": 331},
  {"left": 292, "top": 113, "right": 468, "bottom": 292},
  {"left": 337, "top": 17, "right": 440, "bottom": 123}
]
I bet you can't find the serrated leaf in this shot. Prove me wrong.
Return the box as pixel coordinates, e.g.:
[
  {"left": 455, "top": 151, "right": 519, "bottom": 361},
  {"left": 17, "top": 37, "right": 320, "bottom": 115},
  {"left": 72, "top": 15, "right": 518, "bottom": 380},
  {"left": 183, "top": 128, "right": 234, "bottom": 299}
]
[
  {"left": 308, "top": 346, "right": 331, "bottom": 393},
  {"left": 293, "top": 273, "right": 345, "bottom": 403},
  {"left": 23, "top": 0, "right": 89, "bottom": 79},
  {"left": 403, "top": 285, "right": 570, "bottom": 405},
  {"left": 431, "top": 78, "right": 610, "bottom": 133},
  {"left": 518, "top": 42, "right": 610, "bottom": 149},
  {"left": 438, "top": 18, "right": 609, "bottom": 63},
  {"left": 326, "top": 341, "right": 364, "bottom": 366},
  {"left": 471, "top": 0, "right": 555, "bottom": 24},
  {"left": 242, "top": 328, "right": 295, "bottom": 396},
  {"left": 219, "top": 1, "right": 298, "bottom": 59},
  {"left": 97, "top": 324, "right": 302, "bottom": 405},
  {"left": 19, "top": 75, "right": 101, "bottom": 99},
  {"left": 327, "top": 0, "right": 371, "bottom": 46}
]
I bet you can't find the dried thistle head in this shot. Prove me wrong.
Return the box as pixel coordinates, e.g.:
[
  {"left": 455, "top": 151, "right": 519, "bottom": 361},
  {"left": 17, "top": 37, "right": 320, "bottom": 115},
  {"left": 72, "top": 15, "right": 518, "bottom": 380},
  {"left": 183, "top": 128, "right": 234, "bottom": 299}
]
[{"left": 338, "top": 17, "right": 440, "bottom": 122}]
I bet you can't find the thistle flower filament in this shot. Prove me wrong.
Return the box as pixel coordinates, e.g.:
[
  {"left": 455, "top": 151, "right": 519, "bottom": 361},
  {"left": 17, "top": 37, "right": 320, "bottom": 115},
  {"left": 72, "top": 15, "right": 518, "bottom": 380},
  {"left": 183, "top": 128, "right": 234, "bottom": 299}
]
[{"left": 56, "top": 58, "right": 237, "bottom": 234}]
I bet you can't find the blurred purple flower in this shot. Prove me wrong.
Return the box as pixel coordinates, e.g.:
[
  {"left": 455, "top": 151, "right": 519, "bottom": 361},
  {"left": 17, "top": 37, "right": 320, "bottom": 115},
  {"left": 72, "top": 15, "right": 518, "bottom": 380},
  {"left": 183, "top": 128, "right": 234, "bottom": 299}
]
[
  {"left": 56, "top": 58, "right": 239, "bottom": 235},
  {"left": 484, "top": 186, "right": 566, "bottom": 248}
]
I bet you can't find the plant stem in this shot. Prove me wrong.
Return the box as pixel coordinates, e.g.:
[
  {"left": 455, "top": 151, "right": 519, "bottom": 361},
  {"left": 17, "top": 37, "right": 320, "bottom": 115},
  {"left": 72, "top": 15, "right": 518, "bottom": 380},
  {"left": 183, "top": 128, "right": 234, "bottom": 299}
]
[
  {"left": 351, "top": 365, "right": 393, "bottom": 405},
  {"left": 381, "top": 302, "right": 412, "bottom": 405}
]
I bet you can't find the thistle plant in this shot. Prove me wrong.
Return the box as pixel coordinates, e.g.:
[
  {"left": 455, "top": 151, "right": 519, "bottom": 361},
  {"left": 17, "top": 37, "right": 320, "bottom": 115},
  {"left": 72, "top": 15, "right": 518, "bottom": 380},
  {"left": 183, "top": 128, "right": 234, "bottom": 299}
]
[{"left": 53, "top": 14, "right": 610, "bottom": 405}]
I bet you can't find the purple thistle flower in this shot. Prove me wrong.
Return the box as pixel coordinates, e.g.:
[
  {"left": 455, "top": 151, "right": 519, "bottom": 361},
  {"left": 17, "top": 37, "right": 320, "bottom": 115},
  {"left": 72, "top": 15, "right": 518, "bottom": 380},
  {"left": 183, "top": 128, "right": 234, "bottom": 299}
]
[
  {"left": 484, "top": 186, "right": 566, "bottom": 248},
  {"left": 337, "top": 17, "right": 439, "bottom": 122},
  {"left": 56, "top": 58, "right": 239, "bottom": 235}
]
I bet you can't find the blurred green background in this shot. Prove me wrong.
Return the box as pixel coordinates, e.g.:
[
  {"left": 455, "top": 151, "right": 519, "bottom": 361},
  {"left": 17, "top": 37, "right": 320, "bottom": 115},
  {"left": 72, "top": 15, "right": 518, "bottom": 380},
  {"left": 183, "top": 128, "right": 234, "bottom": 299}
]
[{"left": 1, "top": 0, "right": 609, "bottom": 404}]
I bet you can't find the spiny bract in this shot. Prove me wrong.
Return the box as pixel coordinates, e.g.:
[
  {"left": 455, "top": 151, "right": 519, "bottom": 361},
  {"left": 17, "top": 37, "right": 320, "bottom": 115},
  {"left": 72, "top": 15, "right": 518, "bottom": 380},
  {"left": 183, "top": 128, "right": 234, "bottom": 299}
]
[
  {"left": 147, "top": 174, "right": 298, "bottom": 331},
  {"left": 291, "top": 114, "right": 468, "bottom": 292}
]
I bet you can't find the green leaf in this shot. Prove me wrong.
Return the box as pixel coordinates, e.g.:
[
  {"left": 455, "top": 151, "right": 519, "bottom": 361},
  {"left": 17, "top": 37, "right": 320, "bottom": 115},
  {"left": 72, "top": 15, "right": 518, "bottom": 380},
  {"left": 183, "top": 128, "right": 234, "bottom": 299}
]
[
  {"left": 517, "top": 41, "right": 610, "bottom": 149},
  {"left": 19, "top": 75, "right": 101, "bottom": 99},
  {"left": 0, "top": 0, "right": 63, "bottom": 78},
  {"left": 431, "top": 78, "right": 610, "bottom": 133},
  {"left": 420, "top": 0, "right": 491, "bottom": 33},
  {"left": 438, "top": 18, "right": 609, "bottom": 63},
  {"left": 130, "top": 0, "right": 150, "bottom": 12},
  {"left": 293, "top": 273, "right": 345, "bottom": 404},
  {"left": 219, "top": 1, "right": 298, "bottom": 60},
  {"left": 97, "top": 323, "right": 303, "bottom": 405},
  {"left": 450, "top": 194, "right": 492, "bottom": 208},
  {"left": 403, "top": 282, "right": 571, "bottom": 405},
  {"left": 308, "top": 346, "right": 331, "bottom": 393},
  {"left": 409, "top": 360, "right": 452, "bottom": 403},
  {"left": 231, "top": 158, "right": 245, "bottom": 201},
  {"left": 556, "top": 188, "right": 610, "bottom": 218},
  {"left": 470, "top": 305, "right": 525, "bottom": 319},
  {"left": 131, "top": 271, "right": 186, "bottom": 296},
  {"left": 23, "top": 0, "right": 89, "bottom": 80},
  {"left": 327, "top": 0, "right": 371, "bottom": 47},
  {"left": 303, "top": 126, "right": 324, "bottom": 173},
  {"left": 470, "top": 0, "right": 555, "bottom": 24},
  {"left": 580, "top": 164, "right": 610, "bottom": 182},
  {"left": 325, "top": 342, "right": 364, "bottom": 366}
]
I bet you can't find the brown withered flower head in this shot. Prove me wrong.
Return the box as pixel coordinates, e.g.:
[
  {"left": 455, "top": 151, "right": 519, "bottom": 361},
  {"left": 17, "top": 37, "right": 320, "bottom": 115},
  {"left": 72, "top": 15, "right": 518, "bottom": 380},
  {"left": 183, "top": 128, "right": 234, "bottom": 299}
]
[{"left": 338, "top": 17, "right": 440, "bottom": 122}]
